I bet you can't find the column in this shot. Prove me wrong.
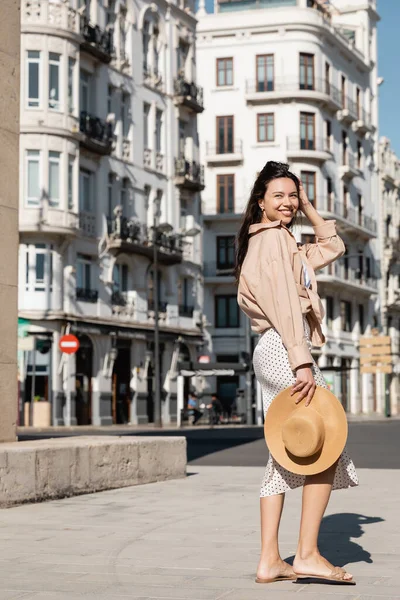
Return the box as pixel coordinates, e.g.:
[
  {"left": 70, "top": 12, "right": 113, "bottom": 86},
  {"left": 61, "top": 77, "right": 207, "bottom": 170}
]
[
  {"left": 91, "top": 336, "right": 113, "bottom": 426},
  {"left": 350, "top": 358, "right": 360, "bottom": 415},
  {"left": 0, "top": 0, "right": 20, "bottom": 441}
]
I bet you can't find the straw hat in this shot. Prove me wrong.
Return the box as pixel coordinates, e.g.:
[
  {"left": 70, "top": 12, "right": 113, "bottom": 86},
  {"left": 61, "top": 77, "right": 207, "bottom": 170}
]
[{"left": 264, "top": 386, "right": 348, "bottom": 476}]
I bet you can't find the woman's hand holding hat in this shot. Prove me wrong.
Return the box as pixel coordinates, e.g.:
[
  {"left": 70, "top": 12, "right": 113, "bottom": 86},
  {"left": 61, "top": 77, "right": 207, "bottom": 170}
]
[{"left": 291, "top": 366, "right": 316, "bottom": 406}]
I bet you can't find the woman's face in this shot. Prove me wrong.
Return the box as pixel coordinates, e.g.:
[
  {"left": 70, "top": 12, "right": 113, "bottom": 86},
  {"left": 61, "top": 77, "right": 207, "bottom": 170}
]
[{"left": 258, "top": 177, "right": 299, "bottom": 225}]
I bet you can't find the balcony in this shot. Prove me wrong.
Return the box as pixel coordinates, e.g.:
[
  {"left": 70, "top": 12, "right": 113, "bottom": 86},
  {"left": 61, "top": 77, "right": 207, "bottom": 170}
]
[
  {"left": 107, "top": 213, "right": 183, "bottom": 266},
  {"left": 179, "top": 305, "right": 195, "bottom": 318},
  {"left": 22, "top": 0, "right": 80, "bottom": 35},
  {"left": 175, "top": 158, "right": 205, "bottom": 192},
  {"left": 286, "top": 137, "right": 332, "bottom": 163},
  {"left": 143, "top": 66, "right": 164, "bottom": 93},
  {"left": 203, "top": 262, "right": 235, "bottom": 284},
  {"left": 79, "top": 212, "right": 96, "bottom": 238},
  {"left": 20, "top": 208, "right": 79, "bottom": 236},
  {"left": 316, "top": 196, "right": 377, "bottom": 238},
  {"left": 174, "top": 77, "right": 204, "bottom": 113},
  {"left": 205, "top": 140, "right": 243, "bottom": 165},
  {"left": 245, "top": 77, "right": 342, "bottom": 111},
  {"left": 353, "top": 108, "right": 372, "bottom": 135},
  {"left": 317, "top": 260, "right": 378, "bottom": 296},
  {"left": 76, "top": 288, "right": 98, "bottom": 303},
  {"left": 80, "top": 16, "right": 113, "bottom": 63},
  {"left": 148, "top": 300, "right": 168, "bottom": 313},
  {"left": 337, "top": 97, "right": 358, "bottom": 124},
  {"left": 79, "top": 112, "right": 113, "bottom": 155},
  {"left": 339, "top": 152, "right": 360, "bottom": 180},
  {"left": 111, "top": 290, "right": 135, "bottom": 318}
]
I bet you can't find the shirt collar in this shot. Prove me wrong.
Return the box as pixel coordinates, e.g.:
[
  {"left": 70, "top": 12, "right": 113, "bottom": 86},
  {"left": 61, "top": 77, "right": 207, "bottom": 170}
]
[{"left": 248, "top": 220, "right": 295, "bottom": 238}]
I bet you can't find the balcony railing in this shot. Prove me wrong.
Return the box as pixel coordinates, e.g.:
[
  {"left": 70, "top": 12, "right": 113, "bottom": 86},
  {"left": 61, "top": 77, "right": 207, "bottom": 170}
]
[
  {"left": 108, "top": 212, "right": 184, "bottom": 266},
  {"left": 80, "top": 16, "right": 113, "bottom": 63},
  {"left": 203, "top": 262, "right": 235, "bottom": 278},
  {"left": 22, "top": 0, "right": 80, "bottom": 33},
  {"left": 79, "top": 111, "right": 113, "bottom": 155},
  {"left": 76, "top": 288, "right": 99, "bottom": 303},
  {"left": 206, "top": 139, "right": 243, "bottom": 156},
  {"left": 111, "top": 290, "right": 135, "bottom": 317},
  {"left": 148, "top": 300, "right": 168, "bottom": 313},
  {"left": 317, "top": 197, "right": 377, "bottom": 234},
  {"left": 287, "top": 136, "right": 331, "bottom": 153},
  {"left": 245, "top": 77, "right": 342, "bottom": 106},
  {"left": 79, "top": 211, "right": 96, "bottom": 237},
  {"left": 175, "top": 158, "right": 205, "bottom": 190},
  {"left": 174, "top": 77, "right": 204, "bottom": 112},
  {"left": 323, "top": 260, "right": 378, "bottom": 291},
  {"left": 178, "top": 305, "right": 194, "bottom": 318}
]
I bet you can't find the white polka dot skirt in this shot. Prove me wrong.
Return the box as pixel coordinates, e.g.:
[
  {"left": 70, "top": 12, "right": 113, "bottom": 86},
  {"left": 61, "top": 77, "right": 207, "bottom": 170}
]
[{"left": 253, "top": 318, "right": 359, "bottom": 498}]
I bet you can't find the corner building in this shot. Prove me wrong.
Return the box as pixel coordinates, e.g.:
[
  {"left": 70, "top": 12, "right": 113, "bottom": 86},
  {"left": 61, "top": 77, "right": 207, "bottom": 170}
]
[
  {"left": 19, "top": 0, "right": 205, "bottom": 425},
  {"left": 197, "top": 0, "right": 382, "bottom": 414}
]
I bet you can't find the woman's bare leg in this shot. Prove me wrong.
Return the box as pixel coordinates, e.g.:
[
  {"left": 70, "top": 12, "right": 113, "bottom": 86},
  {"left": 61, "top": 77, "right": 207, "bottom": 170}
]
[
  {"left": 293, "top": 463, "right": 353, "bottom": 580},
  {"left": 256, "top": 493, "right": 295, "bottom": 580}
]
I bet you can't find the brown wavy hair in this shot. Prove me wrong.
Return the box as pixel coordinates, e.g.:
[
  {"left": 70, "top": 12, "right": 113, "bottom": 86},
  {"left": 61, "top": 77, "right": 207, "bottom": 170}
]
[{"left": 234, "top": 161, "right": 300, "bottom": 282}]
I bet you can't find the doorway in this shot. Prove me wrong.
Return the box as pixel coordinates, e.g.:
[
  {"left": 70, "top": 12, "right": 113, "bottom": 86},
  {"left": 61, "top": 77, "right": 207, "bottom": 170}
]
[
  {"left": 217, "top": 375, "right": 239, "bottom": 418},
  {"left": 340, "top": 357, "right": 351, "bottom": 412},
  {"left": 75, "top": 335, "right": 93, "bottom": 425},
  {"left": 112, "top": 342, "right": 131, "bottom": 424}
]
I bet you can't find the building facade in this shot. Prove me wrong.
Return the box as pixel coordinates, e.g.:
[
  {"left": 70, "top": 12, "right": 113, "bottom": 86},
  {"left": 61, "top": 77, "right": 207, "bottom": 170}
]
[
  {"left": 197, "top": 0, "right": 383, "bottom": 415},
  {"left": 19, "top": 0, "right": 205, "bottom": 425},
  {"left": 379, "top": 137, "right": 400, "bottom": 413}
]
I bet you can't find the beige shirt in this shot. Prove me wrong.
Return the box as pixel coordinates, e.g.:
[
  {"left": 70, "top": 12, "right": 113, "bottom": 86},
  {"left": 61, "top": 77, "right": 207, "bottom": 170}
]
[{"left": 237, "top": 220, "right": 345, "bottom": 371}]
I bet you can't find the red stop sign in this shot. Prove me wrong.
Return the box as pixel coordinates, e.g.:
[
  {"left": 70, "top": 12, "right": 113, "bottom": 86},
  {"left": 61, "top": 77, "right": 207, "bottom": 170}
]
[{"left": 59, "top": 334, "right": 80, "bottom": 355}]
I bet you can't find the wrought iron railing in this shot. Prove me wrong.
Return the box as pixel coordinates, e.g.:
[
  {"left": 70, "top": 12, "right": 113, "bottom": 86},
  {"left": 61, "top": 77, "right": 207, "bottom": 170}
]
[
  {"left": 206, "top": 139, "right": 243, "bottom": 155},
  {"left": 80, "top": 16, "right": 113, "bottom": 60},
  {"left": 148, "top": 300, "right": 168, "bottom": 313},
  {"left": 175, "top": 158, "right": 204, "bottom": 186},
  {"left": 109, "top": 213, "right": 184, "bottom": 257},
  {"left": 203, "top": 262, "right": 235, "bottom": 277},
  {"left": 287, "top": 136, "right": 330, "bottom": 153},
  {"left": 76, "top": 287, "right": 98, "bottom": 302},
  {"left": 316, "top": 196, "right": 377, "bottom": 234},
  {"left": 178, "top": 305, "right": 194, "bottom": 317},
  {"left": 79, "top": 111, "right": 113, "bottom": 150},
  {"left": 174, "top": 77, "right": 204, "bottom": 108}
]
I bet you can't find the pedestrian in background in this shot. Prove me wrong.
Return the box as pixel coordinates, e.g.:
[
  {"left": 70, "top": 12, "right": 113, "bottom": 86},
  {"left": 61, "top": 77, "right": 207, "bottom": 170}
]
[
  {"left": 207, "top": 393, "right": 222, "bottom": 425},
  {"left": 236, "top": 161, "right": 358, "bottom": 584},
  {"left": 187, "top": 392, "right": 202, "bottom": 425}
]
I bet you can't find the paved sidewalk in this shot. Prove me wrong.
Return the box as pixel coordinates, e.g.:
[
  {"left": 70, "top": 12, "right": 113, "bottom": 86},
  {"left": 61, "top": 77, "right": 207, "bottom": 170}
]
[{"left": 0, "top": 466, "right": 397, "bottom": 599}]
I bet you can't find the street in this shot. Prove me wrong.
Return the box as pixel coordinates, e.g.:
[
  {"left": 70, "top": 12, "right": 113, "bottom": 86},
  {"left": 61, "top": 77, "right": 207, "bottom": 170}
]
[{"left": 18, "top": 419, "right": 400, "bottom": 469}]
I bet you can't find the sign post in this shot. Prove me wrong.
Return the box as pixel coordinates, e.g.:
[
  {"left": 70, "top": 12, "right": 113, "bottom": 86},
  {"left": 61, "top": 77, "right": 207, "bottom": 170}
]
[{"left": 59, "top": 334, "right": 80, "bottom": 426}]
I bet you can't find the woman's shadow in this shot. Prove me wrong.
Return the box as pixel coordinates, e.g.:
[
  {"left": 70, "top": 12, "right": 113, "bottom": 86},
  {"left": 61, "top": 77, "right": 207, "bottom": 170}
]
[{"left": 285, "top": 513, "right": 384, "bottom": 567}]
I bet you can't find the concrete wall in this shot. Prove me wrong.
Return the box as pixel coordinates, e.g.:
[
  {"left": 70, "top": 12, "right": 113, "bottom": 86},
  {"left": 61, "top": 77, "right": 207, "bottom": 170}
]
[{"left": 0, "top": 0, "right": 20, "bottom": 442}]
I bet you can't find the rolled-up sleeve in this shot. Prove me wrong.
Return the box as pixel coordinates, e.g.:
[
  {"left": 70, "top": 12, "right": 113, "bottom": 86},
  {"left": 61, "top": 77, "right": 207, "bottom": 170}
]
[
  {"left": 253, "top": 230, "right": 313, "bottom": 371},
  {"left": 302, "top": 220, "right": 345, "bottom": 271}
]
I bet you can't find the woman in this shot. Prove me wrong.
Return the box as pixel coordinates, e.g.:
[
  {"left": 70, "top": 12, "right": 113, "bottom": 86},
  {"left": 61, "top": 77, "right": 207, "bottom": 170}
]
[{"left": 236, "top": 161, "right": 358, "bottom": 584}]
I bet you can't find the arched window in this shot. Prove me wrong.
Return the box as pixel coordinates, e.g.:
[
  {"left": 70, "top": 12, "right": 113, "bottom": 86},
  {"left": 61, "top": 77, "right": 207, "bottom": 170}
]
[{"left": 142, "top": 14, "right": 162, "bottom": 82}]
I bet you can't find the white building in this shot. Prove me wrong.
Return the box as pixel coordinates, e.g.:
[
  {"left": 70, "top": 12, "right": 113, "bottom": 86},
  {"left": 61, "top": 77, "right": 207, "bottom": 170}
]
[
  {"left": 379, "top": 137, "right": 400, "bottom": 414},
  {"left": 19, "top": 0, "right": 205, "bottom": 425},
  {"left": 197, "top": 0, "right": 382, "bottom": 415}
]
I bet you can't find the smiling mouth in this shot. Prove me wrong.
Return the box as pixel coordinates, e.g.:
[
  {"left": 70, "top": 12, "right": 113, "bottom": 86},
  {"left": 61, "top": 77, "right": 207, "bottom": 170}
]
[{"left": 279, "top": 210, "right": 293, "bottom": 216}]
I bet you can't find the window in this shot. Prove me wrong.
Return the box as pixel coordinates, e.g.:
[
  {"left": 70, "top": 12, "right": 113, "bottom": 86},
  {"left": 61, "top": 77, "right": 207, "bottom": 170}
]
[
  {"left": 356, "top": 87, "right": 361, "bottom": 119},
  {"left": 142, "top": 20, "right": 150, "bottom": 72},
  {"left": 79, "top": 70, "right": 90, "bottom": 113},
  {"left": 155, "top": 109, "right": 163, "bottom": 153},
  {"left": 107, "top": 84, "right": 113, "bottom": 114},
  {"left": 325, "top": 119, "right": 332, "bottom": 151},
  {"left": 79, "top": 169, "right": 92, "bottom": 212},
  {"left": 326, "top": 296, "right": 334, "bottom": 329},
  {"left": 357, "top": 141, "right": 362, "bottom": 168},
  {"left": 327, "top": 176, "right": 333, "bottom": 211},
  {"left": 343, "top": 184, "right": 349, "bottom": 216},
  {"left": 357, "top": 194, "right": 363, "bottom": 226},
  {"left": 216, "top": 58, "right": 233, "bottom": 87},
  {"left": 48, "top": 151, "right": 60, "bottom": 207},
  {"left": 77, "top": 255, "right": 92, "bottom": 291},
  {"left": 153, "top": 24, "right": 160, "bottom": 75},
  {"left": 177, "top": 41, "right": 189, "bottom": 75},
  {"left": 121, "top": 177, "right": 129, "bottom": 215},
  {"left": 217, "top": 236, "right": 235, "bottom": 269},
  {"left": 257, "top": 113, "right": 274, "bottom": 142},
  {"left": 27, "top": 51, "right": 40, "bottom": 108},
  {"left": 342, "top": 131, "right": 347, "bottom": 164},
  {"left": 325, "top": 62, "right": 330, "bottom": 94},
  {"left": 301, "top": 171, "right": 316, "bottom": 206},
  {"left": 25, "top": 244, "right": 53, "bottom": 292},
  {"left": 68, "top": 58, "right": 75, "bottom": 114},
  {"left": 215, "top": 295, "right": 240, "bottom": 328},
  {"left": 300, "top": 112, "right": 315, "bottom": 150},
  {"left": 299, "top": 53, "right": 314, "bottom": 90},
  {"left": 26, "top": 150, "right": 41, "bottom": 206},
  {"left": 121, "top": 92, "right": 130, "bottom": 139},
  {"left": 340, "top": 300, "right": 352, "bottom": 332},
  {"left": 256, "top": 54, "right": 274, "bottom": 92},
  {"left": 49, "top": 53, "right": 60, "bottom": 110},
  {"left": 217, "top": 174, "right": 234, "bottom": 214},
  {"left": 341, "top": 75, "right": 346, "bottom": 108},
  {"left": 113, "top": 263, "right": 128, "bottom": 293},
  {"left": 68, "top": 156, "right": 74, "bottom": 210},
  {"left": 119, "top": 12, "right": 127, "bottom": 62},
  {"left": 143, "top": 102, "right": 150, "bottom": 149},
  {"left": 107, "top": 173, "right": 115, "bottom": 220},
  {"left": 217, "top": 116, "right": 234, "bottom": 153},
  {"left": 366, "top": 256, "right": 372, "bottom": 279}
]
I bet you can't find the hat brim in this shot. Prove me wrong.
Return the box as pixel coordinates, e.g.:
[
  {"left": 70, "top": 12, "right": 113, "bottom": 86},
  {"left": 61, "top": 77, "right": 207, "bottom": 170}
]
[{"left": 264, "top": 386, "right": 348, "bottom": 476}]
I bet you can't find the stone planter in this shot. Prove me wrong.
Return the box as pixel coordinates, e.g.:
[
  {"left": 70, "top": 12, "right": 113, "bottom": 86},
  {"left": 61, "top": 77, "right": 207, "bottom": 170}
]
[{"left": 24, "top": 402, "right": 51, "bottom": 427}]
